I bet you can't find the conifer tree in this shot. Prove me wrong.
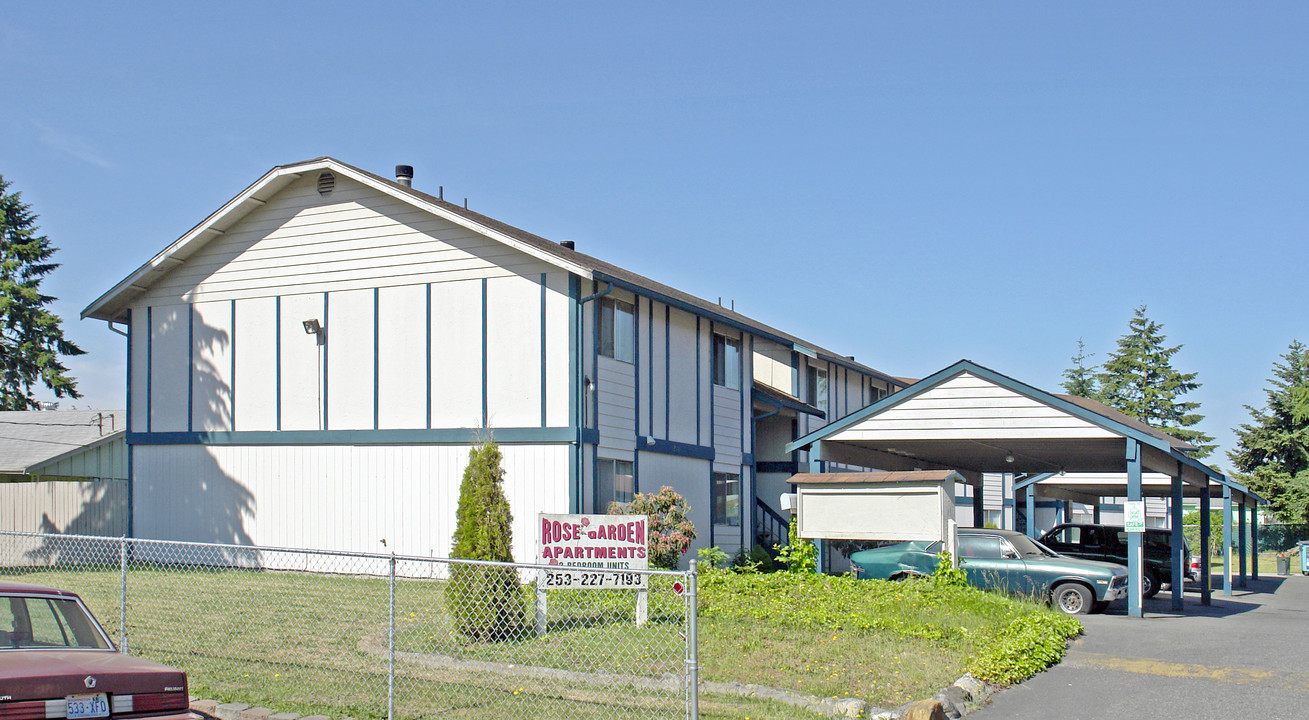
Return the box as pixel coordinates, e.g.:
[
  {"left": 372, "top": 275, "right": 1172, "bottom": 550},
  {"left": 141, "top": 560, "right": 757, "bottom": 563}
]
[
  {"left": 448, "top": 440, "right": 525, "bottom": 640},
  {"left": 0, "top": 174, "right": 84, "bottom": 409},
  {"left": 1060, "top": 338, "right": 1099, "bottom": 398},
  {"left": 1096, "top": 306, "right": 1215, "bottom": 457},
  {"left": 1228, "top": 341, "right": 1309, "bottom": 524}
]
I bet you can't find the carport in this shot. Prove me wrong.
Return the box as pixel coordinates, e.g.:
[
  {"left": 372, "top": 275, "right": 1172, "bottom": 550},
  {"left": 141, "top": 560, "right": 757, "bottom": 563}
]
[{"left": 786, "top": 360, "right": 1263, "bottom": 618}]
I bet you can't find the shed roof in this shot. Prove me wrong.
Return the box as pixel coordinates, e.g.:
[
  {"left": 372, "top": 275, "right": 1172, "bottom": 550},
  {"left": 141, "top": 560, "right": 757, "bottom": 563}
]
[
  {"left": 82, "top": 157, "right": 902, "bottom": 386},
  {"left": 790, "top": 470, "right": 963, "bottom": 485},
  {"left": 0, "top": 410, "right": 126, "bottom": 479}
]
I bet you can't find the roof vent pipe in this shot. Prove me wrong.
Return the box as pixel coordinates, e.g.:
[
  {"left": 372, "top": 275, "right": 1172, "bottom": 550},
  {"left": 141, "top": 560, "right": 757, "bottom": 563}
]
[
  {"left": 395, "top": 165, "right": 414, "bottom": 187},
  {"left": 560, "top": 240, "right": 576, "bottom": 250}
]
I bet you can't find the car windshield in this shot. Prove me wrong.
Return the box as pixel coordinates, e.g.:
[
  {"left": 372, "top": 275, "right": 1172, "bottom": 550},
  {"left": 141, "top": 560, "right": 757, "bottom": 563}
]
[
  {"left": 1, "top": 595, "right": 112, "bottom": 650},
  {"left": 1007, "top": 534, "right": 1057, "bottom": 558}
]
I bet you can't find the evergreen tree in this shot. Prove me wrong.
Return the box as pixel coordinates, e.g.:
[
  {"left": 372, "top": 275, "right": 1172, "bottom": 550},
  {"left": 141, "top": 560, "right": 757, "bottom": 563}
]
[
  {"left": 447, "top": 440, "right": 525, "bottom": 640},
  {"left": 1228, "top": 341, "right": 1309, "bottom": 524},
  {"left": 1060, "top": 338, "right": 1099, "bottom": 398},
  {"left": 0, "top": 174, "right": 84, "bottom": 409},
  {"left": 1096, "top": 306, "right": 1215, "bottom": 457}
]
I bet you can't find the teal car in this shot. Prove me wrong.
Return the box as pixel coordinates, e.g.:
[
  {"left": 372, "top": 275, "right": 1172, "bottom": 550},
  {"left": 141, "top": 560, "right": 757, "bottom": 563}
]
[{"left": 850, "top": 528, "right": 1129, "bottom": 615}]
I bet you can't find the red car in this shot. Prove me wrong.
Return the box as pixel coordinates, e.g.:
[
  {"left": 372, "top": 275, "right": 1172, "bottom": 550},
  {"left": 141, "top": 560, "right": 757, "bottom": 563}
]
[{"left": 0, "top": 581, "right": 197, "bottom": 720}]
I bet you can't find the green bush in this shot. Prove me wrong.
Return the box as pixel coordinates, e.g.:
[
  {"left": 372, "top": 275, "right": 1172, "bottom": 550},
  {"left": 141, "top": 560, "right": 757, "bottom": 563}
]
[
  {"left": 447, "top": 441, "right": 525, "bottom": 641},
  {"left": 967, "top": 611, "right": 1082, "bottom": 685},
  {"left": 774, "top": 515, "right": 817, "bottom": 573}
]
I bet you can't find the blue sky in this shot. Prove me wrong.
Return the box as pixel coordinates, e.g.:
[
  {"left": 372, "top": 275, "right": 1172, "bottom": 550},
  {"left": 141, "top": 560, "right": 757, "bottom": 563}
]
[{"left": 2, "top": 3, "right": 1306, "bottom": 466}]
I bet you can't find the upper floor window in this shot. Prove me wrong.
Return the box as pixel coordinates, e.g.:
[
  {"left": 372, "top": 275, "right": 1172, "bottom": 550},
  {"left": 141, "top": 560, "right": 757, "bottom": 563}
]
[
  {"left": 599, "top": 297, "right": 634, "bottom": 363},
  {"left": 712, "top": 334, "right": 741, "bottom": 390},
  {"left": 807, "top": 366, "right": 828, "bottom": 416}
]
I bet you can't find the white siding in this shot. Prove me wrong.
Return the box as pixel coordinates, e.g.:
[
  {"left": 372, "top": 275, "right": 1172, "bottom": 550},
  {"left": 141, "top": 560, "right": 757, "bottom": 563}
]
[
  {"left": 597, "top": 356, "right": 636, "bottom": 459},
  {"left": 486, "top": 273, "right": 542, "bottom": 427},
  {"left": 649, "top": 302, "right": 668, "bottom": 439},
  {"left": 0, "top": 480, "right": 128, "bottom": 536},
  {"left": 279, "top": 293, "right": 324, "bottom": 431},
  {"left": 191, "top": 300, "right": 233, "bottom": 431},
  {"left": 666, "top": 309, "right": 699, "bottom": 445},
  {"left": 137, "top": 174, "right": 557, "bottom": 306},
  {"left": 129, "top": 309, "right": 149, "bottom": 432},
  {"left": 233, "top": 297, "right": 278, "bottom": 431},
  {"left": 752, "top": 339, "right": 791, "bottom": 394},
  {"left": 544, "top": 273, "right": 571, "bottom": 428},
  {"left": 831, "top": 372, "right": 1121, "bottom": 442},
  {"left": 712, "top": 386, "right": 742, "bottom": 469},
  {"left": 325, "top": 288, "right": 376, "bottom": 430},
  {"left": 430, "top": 279, "right": 482, "bottom": 428},
  {"left": 376, "top": 285, "right": 428, "bottom": 429},
  {"left": 149, "top": 304, "right": 189, "bottom": 432},
  {"left": 637, "top": 451, "right": 710, "bottom": 567},
  {"left": 131, "top": 443, "right": 569, "bottom": 563}
]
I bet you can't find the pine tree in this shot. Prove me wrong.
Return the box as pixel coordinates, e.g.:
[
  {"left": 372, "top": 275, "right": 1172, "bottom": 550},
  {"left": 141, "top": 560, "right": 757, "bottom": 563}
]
[
  {"left": 1060, "top": 338, "right": 1099, "bottom": 398},
  {"left": 0, "top": 174, "right": 85, "bottom": 409},
  {"left": 1228, "top": 341, "right": 1309, "bottom": 524},
  {"left": 447, "top": 440, "right": 525, "bottom": 641},
  {"left": 1096, "top": 306, "right": 1215, "bottom": 457}
]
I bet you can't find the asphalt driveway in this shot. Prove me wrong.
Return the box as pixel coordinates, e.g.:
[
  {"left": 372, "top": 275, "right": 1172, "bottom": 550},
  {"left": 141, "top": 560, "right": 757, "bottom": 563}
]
[{"left": 972, "top": 574, "right": 1309, "bottom": 720}]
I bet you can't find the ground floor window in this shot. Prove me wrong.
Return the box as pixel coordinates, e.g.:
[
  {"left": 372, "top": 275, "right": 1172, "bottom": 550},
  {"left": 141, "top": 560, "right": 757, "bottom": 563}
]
[
  {"left": 712, "top": 472, "right": 741, "bottom": 526},
  {"left": 597, "top": 459, "right": 634, "bottom": 510}
]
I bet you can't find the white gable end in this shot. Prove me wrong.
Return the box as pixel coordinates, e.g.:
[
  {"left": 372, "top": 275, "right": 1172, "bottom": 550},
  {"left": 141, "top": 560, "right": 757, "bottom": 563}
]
[
  {"left": 830, "top": 372, "right": 1120, "bottom": 441},
  {"left": 138, "top": 174, "right": 557, "bottom": 306}
]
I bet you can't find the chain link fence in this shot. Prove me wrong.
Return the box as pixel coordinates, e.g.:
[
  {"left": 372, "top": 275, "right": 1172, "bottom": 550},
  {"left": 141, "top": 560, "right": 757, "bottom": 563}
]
[{"left": 0, "top": 531, "right": 698, "bottom": 720}]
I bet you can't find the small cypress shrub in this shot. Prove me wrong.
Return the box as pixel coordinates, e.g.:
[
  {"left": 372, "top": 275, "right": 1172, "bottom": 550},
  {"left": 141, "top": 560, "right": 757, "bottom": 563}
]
[{"left": 447, "top": 441, "right": 526, "bottom": 641}]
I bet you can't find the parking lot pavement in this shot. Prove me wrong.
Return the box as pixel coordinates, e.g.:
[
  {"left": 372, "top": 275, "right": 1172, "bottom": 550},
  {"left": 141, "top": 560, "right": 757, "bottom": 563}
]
[{"left": 972, "top": 575, "right": 1309, "bottom": 720}]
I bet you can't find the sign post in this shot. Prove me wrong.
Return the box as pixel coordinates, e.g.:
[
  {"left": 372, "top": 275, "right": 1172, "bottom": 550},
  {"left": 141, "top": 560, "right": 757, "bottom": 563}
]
[{"left": 535, "top": 513, "right": 650, "bottom": 634}]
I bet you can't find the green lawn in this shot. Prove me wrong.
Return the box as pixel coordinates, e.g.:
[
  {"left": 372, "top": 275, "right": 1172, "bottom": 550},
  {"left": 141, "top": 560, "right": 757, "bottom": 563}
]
[{"left": 3, "top": 564, "right": 1074, "bottom": 719}]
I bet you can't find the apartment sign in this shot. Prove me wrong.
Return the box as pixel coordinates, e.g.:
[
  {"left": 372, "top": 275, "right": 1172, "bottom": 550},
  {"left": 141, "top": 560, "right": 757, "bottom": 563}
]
[{"left": 537, "top": 513, "right": 648, "bottom": 589}]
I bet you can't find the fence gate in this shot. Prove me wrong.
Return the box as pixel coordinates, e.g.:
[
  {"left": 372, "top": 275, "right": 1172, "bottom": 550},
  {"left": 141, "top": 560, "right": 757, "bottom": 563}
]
[{"left": 0, "top": 531, "right": 699, "bottom": 720}]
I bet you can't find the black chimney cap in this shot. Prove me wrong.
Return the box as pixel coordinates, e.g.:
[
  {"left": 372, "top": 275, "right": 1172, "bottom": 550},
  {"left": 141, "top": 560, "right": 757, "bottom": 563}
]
[
  {"left": 560, "top": 240, "right": 576, "bottom": 250},
  {"left": 395, "top": 165, "right": 414, "bottom": 180}
]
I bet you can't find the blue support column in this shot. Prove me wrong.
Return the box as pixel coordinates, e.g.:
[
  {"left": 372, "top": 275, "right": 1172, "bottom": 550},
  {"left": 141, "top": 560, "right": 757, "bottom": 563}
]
[
  {"left": 1170, "top": 463, "right": 1184, "bottom": 612},
  {"left": 1126, "top": 438, "right": 1143, "bottom": 618},
  {"left": 1251, "top": 504, "right": 1260, "bottom": 581},
  {"left": 1093, "top": 503, "right": 1101, "bottom": 524},
  {"left": 1200, "top": 486, "right": 1212, "bottom": 606},
  {"left": 973, "top": 480, "right": 984, "bottom": 528},
  {"left": 1238, "top": 496, "right": 1248, "bottom": 588},
  {"left": 810, "top": 442, "right": 824, "bottom": 574},
  {"left": 1223, "top": 485, "right": 1233, "bottom": 596},
  {"left": 1025, "top": 486, "right": 1036, "bottom": 539}
]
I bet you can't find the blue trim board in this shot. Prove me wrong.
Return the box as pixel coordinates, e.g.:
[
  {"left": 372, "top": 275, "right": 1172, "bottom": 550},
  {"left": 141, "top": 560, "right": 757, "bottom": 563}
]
[
  {"left": 373, "top": 288, "right": 380, "bottom": 430},
  {"left": 322, "top": 292, "right": 329, "bottom": 430},
  {"left": 186, "top": 304, "right": 194, "bottom": 432},
  {"left": 639, "top": 436, "right": 715, "bottom": 461},
  {"left": 125, "top": 308, "right": 133, "bottom": 432},
  {"left": 757, "top": 461, "right": 799, "bottom": 474},
  {"left": 664, "top": 304, "right": 670, "bottom": 439},
  {"left": 275, "top": 296, "right": 282, "bottom": 431},
  {"left": 229, "top": 300, "right": 236, "bottom": 430},
  {"left": 568, "top": 275, "right": 580, "bottom": 514},
  {"left": 129, "top": 427, "right": 584, "bottom": 446},
  {"left": 145, "top": 306, "right": 152, "bottom": 433},
  {"left": 633, "top": 295, "right": 640, "bottom": 492},
  {"left": 706, "top": 322, "right": 712, "bottom": 452},
  {"left": 647, "top": 298, "right": 654, "bottom": 437},
  {"left": 697, "top": 318, "right": 702, "bottom": 445},
  {"left": 741, "top": 452, "right": 754, "bottom": 466},
  {"left": 481, "top": 278, "right": 488, "bottom": 428},
  {"left": 425, "top": 283, "right": 432, "bottom": 429},
  {"left": 540, "top": 273, "right": 548, "bottom": 428}
]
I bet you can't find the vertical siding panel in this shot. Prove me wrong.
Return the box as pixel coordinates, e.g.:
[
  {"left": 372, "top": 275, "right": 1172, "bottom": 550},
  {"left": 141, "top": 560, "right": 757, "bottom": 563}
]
[
  {"left": 278, "top": 294, "right": 324, "bottom": 431},
  {"left": 192, "top": 301, "right": 234, "bottom": 431},
  {"left": 149, "top": 305, "right": 189, "bottom": 432},
  {"left": 486, "top": 274, "right": 543, "bottom": 427},
  {"left": 544, "top": 273, "right": 571, "bottom": 428},
  {"left": 666, "top": 309, "right": 698, "bottom": 445},
  {"left": 325, "top": 288, "right": 375, "bottom": 430},
  {"left": 376, "top": 285, "right": 428, "bottom": 429},
  {"left": 430, "top": 279, "right": 483, "bottom": 428}
]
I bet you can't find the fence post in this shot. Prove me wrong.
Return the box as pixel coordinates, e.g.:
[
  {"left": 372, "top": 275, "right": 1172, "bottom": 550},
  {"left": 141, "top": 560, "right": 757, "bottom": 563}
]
[
  {"left": 119, "top": 536, "right": 128, "bottom": 655},
  {"left": 388, "top": 554, "right": 396, "bottom": 720},
  {"left": 687, "top": 560, "right": 699, "bottom": 720}
]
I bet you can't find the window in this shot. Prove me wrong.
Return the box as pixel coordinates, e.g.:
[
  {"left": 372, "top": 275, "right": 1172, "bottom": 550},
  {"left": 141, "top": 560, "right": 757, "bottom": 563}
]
[
  {"left": 598, "top": 298, "right": 634, "bottom": 363},
  {"left": 958, "top": 534, "right": 1005, "bottom": 559},
  {"left": 712, "top": 335, "right": 741, "bottom": 389},
  {"left": 806, "top": 366, "right": 828, "bottom": 416},
  {"left": 712, "top": 473, "right": 741, "bottom": 526},
  {"left": 597, "top": 459, "right": 634, "bottom": 510}
]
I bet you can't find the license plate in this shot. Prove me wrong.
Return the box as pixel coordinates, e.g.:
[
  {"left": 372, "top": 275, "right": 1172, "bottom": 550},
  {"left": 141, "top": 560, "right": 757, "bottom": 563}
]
[{"left": 66, "top": 693, "right": 110, "bottom": 720}]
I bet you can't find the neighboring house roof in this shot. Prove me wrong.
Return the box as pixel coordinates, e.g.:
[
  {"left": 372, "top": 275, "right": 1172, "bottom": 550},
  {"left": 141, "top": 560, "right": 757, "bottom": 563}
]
[
  {"left": 81, "top": 157, "right": 902, "bottom": 386},
  {"left": 752, "top": 381, "right": 825, "bottom": 419},
  {"left": 0, "top": 410, "right": 127, "bottom": 481}
]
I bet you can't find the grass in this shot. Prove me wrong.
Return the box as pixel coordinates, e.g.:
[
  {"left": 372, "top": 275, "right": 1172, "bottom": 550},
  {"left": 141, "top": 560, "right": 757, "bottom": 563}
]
[{"left": 2, "top": 563, "right": 1075, "bottom": 719}]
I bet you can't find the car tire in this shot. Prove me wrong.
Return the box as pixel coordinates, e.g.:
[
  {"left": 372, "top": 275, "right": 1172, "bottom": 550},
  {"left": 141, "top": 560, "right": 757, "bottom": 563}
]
[
  {"left": 1091, "top": 600, "right": 1110, "bottom": 614},
  {"left": 1142, "top": 568, "right": 1161, "bottom": 599},
  {"left": 1052, "top": 582, "right": 1093, "bottom": 615}
]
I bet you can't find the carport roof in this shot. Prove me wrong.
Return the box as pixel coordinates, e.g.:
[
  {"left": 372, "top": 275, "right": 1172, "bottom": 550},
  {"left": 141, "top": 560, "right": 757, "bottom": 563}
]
[{"left": 785, "top": 360, "right": 1261, "bottom": 504}]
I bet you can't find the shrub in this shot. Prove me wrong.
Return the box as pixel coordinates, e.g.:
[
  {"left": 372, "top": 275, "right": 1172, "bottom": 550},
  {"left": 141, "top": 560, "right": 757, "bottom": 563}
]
[
  {"left": 774, "top": 515, "right": 817, "bottom": 573},
  {"left": 448, "top": 441, "right": 526, "bottom": 641},
  {"left": 611, "top": 486, "right": 696, "bottom": 569},
  {"left": 967, "top": 611, "right": 1082, "bottom": 685}
]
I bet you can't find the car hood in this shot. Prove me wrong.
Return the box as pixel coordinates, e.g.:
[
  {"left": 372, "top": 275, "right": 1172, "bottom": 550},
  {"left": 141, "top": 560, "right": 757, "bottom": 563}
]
[
  {"left": 0, "top": 649, "right": 187, "bottom": 700},
  {"left": 1032, "top": 555, "right": 1128, "bottom": 576}
]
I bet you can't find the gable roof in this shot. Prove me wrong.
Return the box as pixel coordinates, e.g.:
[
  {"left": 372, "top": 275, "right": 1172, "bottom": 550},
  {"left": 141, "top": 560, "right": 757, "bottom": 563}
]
[
  {"left": 83, "top": 157, "right": 901, "bottom": 386},
  {"left": 0, "top": 410, "right": 127, "bottom": 480}
]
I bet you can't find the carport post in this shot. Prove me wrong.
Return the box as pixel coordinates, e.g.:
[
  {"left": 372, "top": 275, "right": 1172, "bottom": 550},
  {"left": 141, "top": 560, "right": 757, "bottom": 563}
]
[
  {"left": 1170, "top": 464, "right": 1184, "bottom": 612},
  {"left": 974, "top": 482, "right": 984, "bottom": 528},
  {"left": 1200, "top": 486, "right": 1212, "bottom": 606},
  {"left": 1093, "top": 503, "right": 1101, "bottom": 524},
  {"left": 1238, "top": 499, "right": 1248, "bottom": 588},
  {"left": 1025, "top": 486, "right": 1036, "bottom": 538},
  {"left": 1223, "top": 485, "right": 1233, "bottom": 596},
  {"left": 1251, "top": 504, "right": 1260, "bottom": 580},
  {"left": 1127, "top": 438, "right": 1144, "bottom": 618}
]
